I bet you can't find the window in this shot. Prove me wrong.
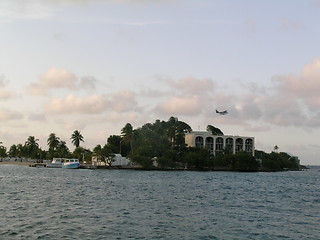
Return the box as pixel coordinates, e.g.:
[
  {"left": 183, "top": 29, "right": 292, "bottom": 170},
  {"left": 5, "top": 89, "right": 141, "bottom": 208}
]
[
  {"left": 226, "top": 138, "right": 234, "bottom": 153},
  {"left": 195, "top": 136, "right": 204, "bottom": 148},
  {"left": 215, "top": 137, "right": 224, "bottom": 153},
  {"left": 206, "top": 137, "right": 214, "bottom": 154},
  {"left": 236, "top": 138, "right": 243, "bottom": 153},
  {"left": 245, "top": 139, "right": 253, "bottom": 153}
]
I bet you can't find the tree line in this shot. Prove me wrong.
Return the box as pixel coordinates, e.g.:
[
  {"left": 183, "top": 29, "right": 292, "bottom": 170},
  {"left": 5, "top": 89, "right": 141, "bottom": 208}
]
[
  {"left": 0, "top": 117, "right": 300, "bottom": 171},
  {"left": 0, "top": 130, "right": 85, "bottom": 161}
]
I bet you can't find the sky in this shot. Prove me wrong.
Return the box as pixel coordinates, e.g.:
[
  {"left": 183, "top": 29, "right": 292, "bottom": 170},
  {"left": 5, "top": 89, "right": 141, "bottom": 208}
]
[{"left": 1, "top": 0, "right": 320, "bottom": 165}]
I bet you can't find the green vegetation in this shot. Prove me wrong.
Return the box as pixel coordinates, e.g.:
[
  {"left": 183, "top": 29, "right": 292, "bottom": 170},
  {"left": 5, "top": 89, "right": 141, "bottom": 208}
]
[
  {"left": 0, "top": 117, "right": 301, "bottom": 171},
  {"left": 255, "top": 150, "right": 300, "bottom": 171},
  {"left": 71, "top": 130, "right": 84, "bottom": 148}
]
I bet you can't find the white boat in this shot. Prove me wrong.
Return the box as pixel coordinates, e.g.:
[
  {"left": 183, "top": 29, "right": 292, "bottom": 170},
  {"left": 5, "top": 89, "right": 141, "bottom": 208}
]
[
  {"left": 62, "top": 159, "right": 80, "bottom": 169},
  {"left": 46, "top": 158, "right": 63, "bottom": 168}
]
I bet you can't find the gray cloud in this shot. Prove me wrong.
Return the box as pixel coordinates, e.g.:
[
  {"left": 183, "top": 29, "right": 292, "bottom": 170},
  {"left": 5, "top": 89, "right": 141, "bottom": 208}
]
[
  {"left": 79, "top": 76, "right": 97, "bottom": 90},
  {"left": 0, "top": 77, "right": 15, "bottom": 100},
  {"left": 0, "top": 108, "right": 23, "bottom": 121}
]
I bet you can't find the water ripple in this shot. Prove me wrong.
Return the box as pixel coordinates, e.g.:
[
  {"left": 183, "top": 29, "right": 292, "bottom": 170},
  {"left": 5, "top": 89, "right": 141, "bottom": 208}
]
[{"left": 0, "top": 165, "right": 319, "bottom": 239}]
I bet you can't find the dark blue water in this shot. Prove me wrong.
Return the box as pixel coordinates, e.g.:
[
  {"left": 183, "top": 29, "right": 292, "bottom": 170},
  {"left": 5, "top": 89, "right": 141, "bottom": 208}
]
[{"left": 0, "top": 165, "right": 319, "bottom": 240}]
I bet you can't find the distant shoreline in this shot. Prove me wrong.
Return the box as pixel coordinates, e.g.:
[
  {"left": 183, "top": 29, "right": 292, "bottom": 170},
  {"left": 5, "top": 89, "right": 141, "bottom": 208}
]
[{"left": 0, "top": 160, "right": 310, "bottom": 172}]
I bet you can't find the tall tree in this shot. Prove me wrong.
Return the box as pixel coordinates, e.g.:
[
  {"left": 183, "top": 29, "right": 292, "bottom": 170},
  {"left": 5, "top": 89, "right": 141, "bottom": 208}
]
[
  {"left": 107, "top": 135, "right": 123, "bottom": 154},
  {"left": 93, "top": 144, "right": 103, "bottom": 161},
  {"left": 121, "top": 123, "right": 134, "bottom": 154},
  {"left": 25, "top": 136, "right": 39, "bottom": 150},
  {"left": 166, "top": 117, "right": 192, "bottom": 148},
  {"left": 0, "top": 144, "right": 6, "bottom": 158},
  {"left": 47, "top": 133, "right": 60, "bottom": 151},
  {"left": 8, "top": 144, "right": 18, "bottom": 157},
  {"left": 72, "top": 146, "right": 92, "bottom": 163},
  {"left": 71, "top": 130, "right": 84, "bottom": 148},
  {"left": 17, "top": 144, "right": 26, "bottom": 157},
  {"left": 56, "top": 141, "right": 70, "bottom": 157},
  {"left": 25, "top": 136, "right": 39, "bottom": 158}
]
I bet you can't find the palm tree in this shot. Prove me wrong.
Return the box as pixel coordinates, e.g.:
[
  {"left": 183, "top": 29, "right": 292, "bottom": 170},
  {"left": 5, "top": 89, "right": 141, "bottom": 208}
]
[
  {"left": 8, "top": 144, "right": 18, "bottom": 157},
  {"left": 25, "top": 136, "right": 39, "bottom": 149},
  {"left": 71, "top": 130, "right": 84, "bottom": 148},
  {"left": 17, "top": 144, "right": 25, "bottom": 158},
  {"left": 25, "top": 136, "right": 39, "bottom": 158},
  {"left": 47, "top": 133, "right": 60, "bottom": 151},
  {"left": 166, "top": 117, "right": 192, "bottom": 148},
  {"left": 93, "top": 144, "right": 103, "bottom": 163}
]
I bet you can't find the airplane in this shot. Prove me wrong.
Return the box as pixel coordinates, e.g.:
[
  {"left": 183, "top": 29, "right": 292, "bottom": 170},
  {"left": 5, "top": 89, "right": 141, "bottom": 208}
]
[{"left": 216, "top": 109, "right": 228, "bottom": 115}]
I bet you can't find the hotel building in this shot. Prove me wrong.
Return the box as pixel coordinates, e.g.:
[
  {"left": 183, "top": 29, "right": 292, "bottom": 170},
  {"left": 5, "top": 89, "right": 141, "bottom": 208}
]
[{"left": 185, "top": 131, "right": 255, "bottom": 156}]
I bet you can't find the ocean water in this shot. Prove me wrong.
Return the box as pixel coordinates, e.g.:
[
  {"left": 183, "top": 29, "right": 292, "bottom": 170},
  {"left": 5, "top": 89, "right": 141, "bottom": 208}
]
[{"left": 0, "top": 165, "right": 319, "bottom": 240}]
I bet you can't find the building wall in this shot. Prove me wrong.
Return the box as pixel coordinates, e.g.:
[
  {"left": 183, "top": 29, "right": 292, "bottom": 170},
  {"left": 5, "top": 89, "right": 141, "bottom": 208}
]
[
  {"left": 91, "top": 154, "right": 131, "bottom": 166},
  {"left": 185, "top": 131, "right": 255, "bottom": 156}
]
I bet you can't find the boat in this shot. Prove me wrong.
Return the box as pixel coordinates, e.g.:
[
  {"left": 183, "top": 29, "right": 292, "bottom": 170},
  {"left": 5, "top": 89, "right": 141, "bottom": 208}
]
[
  {"left": 62, "top": 159, "right": 80, "bottom": 169},
  {"left": 46, "top": 158, "right": 63, "bottom": 168}
]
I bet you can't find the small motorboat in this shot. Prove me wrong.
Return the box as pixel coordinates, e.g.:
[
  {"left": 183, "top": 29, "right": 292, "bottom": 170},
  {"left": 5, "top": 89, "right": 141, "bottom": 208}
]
[
  {"left": 46, "top": 158, "right": 63, "bottom": 168},
  {"left": 62, "top": 159, "right": 80, "bottom": 169}
]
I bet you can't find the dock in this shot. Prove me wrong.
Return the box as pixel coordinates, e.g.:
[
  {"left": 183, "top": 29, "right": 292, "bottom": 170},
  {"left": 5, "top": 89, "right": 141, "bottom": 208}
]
[{"left": 28, "top": 163, "right": 46, "bottom": 167}]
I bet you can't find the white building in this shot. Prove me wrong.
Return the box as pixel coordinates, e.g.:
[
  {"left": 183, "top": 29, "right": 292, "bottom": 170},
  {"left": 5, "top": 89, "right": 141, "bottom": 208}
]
[
  {"left": 91, "top": 154, "right": 131, "bottom": 167},
  {"left": 112, "top": 154, "right": 131, "bottom": 166},
  {"left": 185, "top": 131, "right": 255, "bottom": 156}
]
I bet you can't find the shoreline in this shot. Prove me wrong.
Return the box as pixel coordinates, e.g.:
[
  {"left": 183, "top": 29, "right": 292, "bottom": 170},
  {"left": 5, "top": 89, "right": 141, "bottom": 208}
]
[
  {"left": 0, "top": 161, "right": 34, "bottom": 165},
  {"left": 0, "top": 160, "right": 307, "bottom": 172}
]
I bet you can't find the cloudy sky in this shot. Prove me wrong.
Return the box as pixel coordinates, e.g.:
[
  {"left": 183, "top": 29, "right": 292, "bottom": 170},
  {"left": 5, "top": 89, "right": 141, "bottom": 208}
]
[{"left": 1, "top": 0, "right": 320, "bottom": 165}]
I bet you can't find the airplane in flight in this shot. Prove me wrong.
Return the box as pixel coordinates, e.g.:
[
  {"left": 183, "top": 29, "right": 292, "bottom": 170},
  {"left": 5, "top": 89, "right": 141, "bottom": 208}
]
[{"left": 216, "top": 109, "right": 228, "bottom": 115}]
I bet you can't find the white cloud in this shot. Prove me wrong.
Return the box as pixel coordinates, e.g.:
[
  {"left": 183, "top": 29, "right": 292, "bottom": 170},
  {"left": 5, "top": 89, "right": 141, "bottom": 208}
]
[
  {"left": 209, "top": 59, "right": 320, "bottom": 129},
  {"left": 109, "top": 90, "right": 139, "bottom": 112},
  {"left": 156, "top": 96, "right": 203, "bottom": 116},
  {"left": 148, "top": 76, "right": 216, "bottom": 117},
  {"left": 281, "top": 18, "right": 303, "bottom": 31},
  {"left": 40, "top": 67, "right": 77, "bottom": 89},
  {"left": 27, "top": 67, "right": 97, "bottom": 95},
  {"left": 0, "top": 1, "right": 55, "bottom": 22},
  {"left": 274, "top": 61, "right": 320, "bottom": 97},
  {"left": 47, "top": 94, "right": 108, "bottom": 114},
  {"left": 46, "top": 89, "right": 139, "bottom": 115},
  {"left": 0, "top": 0, "right": 178, "bottom": 22},
  {"left": 273, "top": 59, "right": 320, "bottom": 111}
]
